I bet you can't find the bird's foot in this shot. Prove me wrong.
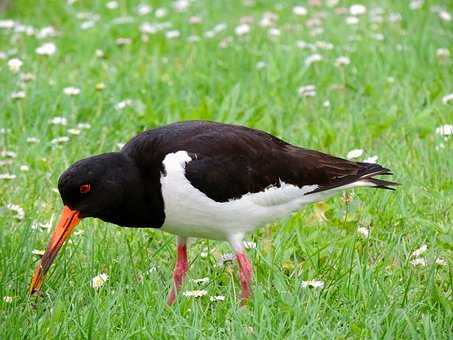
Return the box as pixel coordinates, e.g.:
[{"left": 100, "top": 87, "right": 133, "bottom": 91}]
[
  {"left": 167, "top": 240, "right": 188, "bottom": 305},
  {"left": 236, "top": 252, "right": 253, "bottom": 305}
]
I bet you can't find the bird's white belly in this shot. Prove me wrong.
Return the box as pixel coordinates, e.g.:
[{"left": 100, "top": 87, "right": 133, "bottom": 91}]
[{"left": 159, "top": 151, "right": 323, "bottom": 241}]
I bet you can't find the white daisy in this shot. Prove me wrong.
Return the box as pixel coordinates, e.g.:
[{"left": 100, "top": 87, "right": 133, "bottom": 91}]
[
  {"left": 256, "top": 61, "right": 267, "bottom": 69},
  {"left": 346, "top": 149, "right": 363, "bottom": 159},
  {"left": 36, "top": 26, "right": 57, "bottom": 39},
  {"left": 91, "top": 273, "right": 109, "bottom": 289},
  {"left": 20, "top": 73, "right": 35, "bottom": 82},
  {"left": 36, "top": 42, "right": 57, "bottom": 56},
  {"left": 350, "top": 4, "right": 367, "bottom": 16},
  {"left": 6, "top": 204, "right": 25, "bottom": 220},
  {"left": 137, "top": 4, "right": 152, "bottom": 16},
  {"left": 217, "top": 253, "right": 235, "bottom": 266},
  {"left": 115, "top": 99, "right": 133, "bottom": 110},
  {"left": 357, "top": 226, "right": 370, "bottom": 238},
  {"left": 182, "top": 290, "right": 207, "bottom": 298},
  {"left": 293, "top": 6, "right": 307, "bottom": 16},
  {"left": 235, "top": 24, "right": 250, "bottom": 36},
  {"left": 411, "top": 244, "right": 427, "bottom": 258},
  {"left": 210, "top": 295, "right": 225, "bottom": 302},
  {"left": 0, "top": 173, "right": 16, "bottom": 180},
  {"left": 95, "top": 49, "right": 105, "bottom": 58},
  {"left": 8, "top": 58, "right": 23, "bottom": 73},
  {"left": 106, "top": 1, "right": 118, "bottom": 10},
  {"left": 1, "top": 150, "right": 17, "bottom": 158},
  {"left": 363, "top": 155, "right": 378, "bottom": 163},
  {"left": 20, "top": 165, "right": 29, "bottom": 171},
  {"left": 116, "top": 37, "right": 131, "bottom": 46},
  {"left": 165, "top": 30, "right": 180, "bottom": 39},
  {"left": 192, "top": 277, "right": 210, "bottom": 284},
  {"left": 435, "top": 124, "right": 453, "bottom": 136},
  {"left": 345, "top": 16, "right": 359, "bottom": 25},
  {"left": 410, "top": 258, "right": 426, "bottom": 267},
  {"left": 80, "top": 21, "right": 95, "bottom": 30},
  {"left": 189, "top": 16, "right": 203, "bottom": 25},
  {"left": 32, "top": 249, "right": 45, "bottom": 256},
  {"left": 68, "top": 128, "right": 81, "bottom": 135},
  {"left": 436, "top": 48, "right": 449, "bottom": 59},
  {"left": 3, "top": 296, "right": 13, "bottom": 303},
  {"left": 51, "top": 136, "right": 70, "bottom": 144},
  {"left": 335, "top": 56, "right": 350, "bottom": 67},
  {"left": 305, "top": 53, "right": 322, "bottom": 66},
  {"left": 11, "top": 91, "right": 26, "bottom": 99},
  {"left": 0, "top": 19, "right": 15, "bottom": 29},
  {"left": 438, "top": 11, "right": 451, "bottom": 22},
  {"left": 268, "top": 28, "right": 280, "bottom": 37},
  {"left": 77, "top": 122, "right": 91, "bottom": 129},
  {"left": 155, "top": 8, "right": 167, "bottom": 18},
  {"left": 49, "top": 116, "right": 67, "bottom": 125},
  {"left": 298, "top": 85, "right": 316, "bottom": 97},
  {"left": 63, "top": 87, "right": 80, "bottom": 96},
  {"left": 435, "top": 258, "right": 447, "bottom": 266},
  {"left": 441, "top": 94, "right": 453, "bottom": 105},
  {"left": 27, "top": 137, "right": 40, "bottom": 144},
  {"left": 301, "top": 280, "right": 324, "bottom": 289},
  {"left": 174, "top": 0, "right": 189, "bottom": 12},
  {"left": 409, "top": 0, "right": 423, "bottom": 10}
]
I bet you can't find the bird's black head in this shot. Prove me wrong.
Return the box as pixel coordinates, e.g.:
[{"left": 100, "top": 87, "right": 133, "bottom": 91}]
[
  {"left": 57, "top": 152, "right": 151, "bottom": 226},
  {"left": 29, "top": 151, "right": 165, "bottom": 295}
]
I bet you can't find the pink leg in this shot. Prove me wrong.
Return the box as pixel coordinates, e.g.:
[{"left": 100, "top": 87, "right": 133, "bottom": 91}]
[
  {"left": 236, "top": 252, "right": 253, "bottom": 304},
  {"left": 167, "top": 237, "right": 188, "bottom": 305}
]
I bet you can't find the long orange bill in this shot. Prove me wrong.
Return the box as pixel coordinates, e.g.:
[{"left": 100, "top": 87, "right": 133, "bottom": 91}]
[{"left": 29, "top": 205, "right": 80, "bottom": 295}]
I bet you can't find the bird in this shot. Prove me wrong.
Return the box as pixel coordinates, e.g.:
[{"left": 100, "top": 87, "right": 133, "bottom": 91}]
[{"left": 29, "top": 120, "right": 397, "bottom": 304}]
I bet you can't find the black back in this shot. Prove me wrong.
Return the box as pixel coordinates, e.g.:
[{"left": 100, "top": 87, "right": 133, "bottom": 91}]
[{"left": 121, "top": 121, "right": 392, "bottom": 203}]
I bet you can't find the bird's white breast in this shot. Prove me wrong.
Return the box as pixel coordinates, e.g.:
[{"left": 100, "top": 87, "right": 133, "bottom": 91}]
[{"left": 159, "top": 151, "right": 324, "bottom": 241}]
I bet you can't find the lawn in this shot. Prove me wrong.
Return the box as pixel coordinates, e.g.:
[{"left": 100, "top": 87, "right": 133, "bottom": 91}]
[{"left": 0, "top": 0, "right": 452, "bottom": 338}]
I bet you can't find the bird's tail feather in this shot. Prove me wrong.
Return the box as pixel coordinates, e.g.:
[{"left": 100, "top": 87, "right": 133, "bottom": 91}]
[{"left": 306, "top": 162, "right": 399, "bottom": 195}]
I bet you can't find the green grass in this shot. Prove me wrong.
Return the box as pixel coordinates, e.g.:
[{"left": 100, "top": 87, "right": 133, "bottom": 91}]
[{"left": 1, "top": 0, "right": 452, "bottom": 338}]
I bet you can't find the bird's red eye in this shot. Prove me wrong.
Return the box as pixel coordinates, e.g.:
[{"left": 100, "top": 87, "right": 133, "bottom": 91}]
[{"left": 80, "top": 184, "right": 91, "bottom": 194}]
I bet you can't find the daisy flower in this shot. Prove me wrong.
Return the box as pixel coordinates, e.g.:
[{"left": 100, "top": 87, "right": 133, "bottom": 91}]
[
  {"left": 335, "top": 56, "right": 350, "bottom": 67},
  {"left": 63, "top": 87, "right": 80, "bottom": 96},
  {"left": 8, "top": 58, "right": 23, "bottom": 73},
  {"left": 293, "top": 6, "right": 307, "bottom": 16},
  {"left": 410, "top": 258, "right": 426, "bottom": 267},
  {"left": 357, "top": 226, "right": 370, "bottom": 238},
  {"left": 36, "top": 42, "right": 57, "bottom": 56},
  {"left": 210, "top": 295, "right": 225, "bottom": 302},
  {"left": 305, "top": 54, "right": 322, "bottom": 66},
  {"left": 298, "top": 85, "right": 316, "bottom": 97},
  {"left": 235, "top": 24, "right": 250, "bottom": 36},
  {"left": 182, "top": 290, "right": 207, "bottom": 298},
  {"left": 411, "top": 244, "right": 427, "bottom": 258},
  {"left": 49, "top": 116, "right": 67, "bottom": 125},
  {"left": 441, "top": 94, "right": 453, "bottom": 105},
  {"left": 301, "top": 280, "right": 324, "bottom": 289},
  {"left": 350, "top": 4, "right": 367, "bottom": 16},
  {"left": 435, "top": 124, "right": 453, "bottom": 136},
  {"left": 6, "top": 204, "right": 25, "bottom": 220},
  {"left": 192, "top": 277, "right": 210, "bottom": 285},
  {"left": 346, "top": 149, "right": 363, "bottom": 159},
  {"left": 91, "top": 273, "right": 109, "bottom": 289}
]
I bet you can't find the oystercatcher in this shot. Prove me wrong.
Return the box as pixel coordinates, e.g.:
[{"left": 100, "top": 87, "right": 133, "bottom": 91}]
[{"left": 30, "top": 121, "right": 397, "bottom": 304}]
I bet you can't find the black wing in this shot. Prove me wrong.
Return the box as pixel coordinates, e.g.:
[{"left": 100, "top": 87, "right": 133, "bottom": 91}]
[{"left": 123, "top": 121, "right": 396, "bottom": 203}]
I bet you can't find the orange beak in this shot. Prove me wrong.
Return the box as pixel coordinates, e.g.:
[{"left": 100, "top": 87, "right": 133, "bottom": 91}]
[{"left": 29, "top": 205, "right": 80, "bottom": 295}]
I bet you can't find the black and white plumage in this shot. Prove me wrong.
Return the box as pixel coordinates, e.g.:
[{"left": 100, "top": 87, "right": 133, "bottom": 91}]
[{"left": 30, "top": 121, "right": 397, "bottom": 303}]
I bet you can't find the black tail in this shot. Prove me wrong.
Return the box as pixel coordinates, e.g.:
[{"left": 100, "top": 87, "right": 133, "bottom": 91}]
[
  {"left": 306, "top": 162, "right": 399, "bottom": 194},
  {"left": 358, "top": 163, "right": 399, "bottom": 191}
]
